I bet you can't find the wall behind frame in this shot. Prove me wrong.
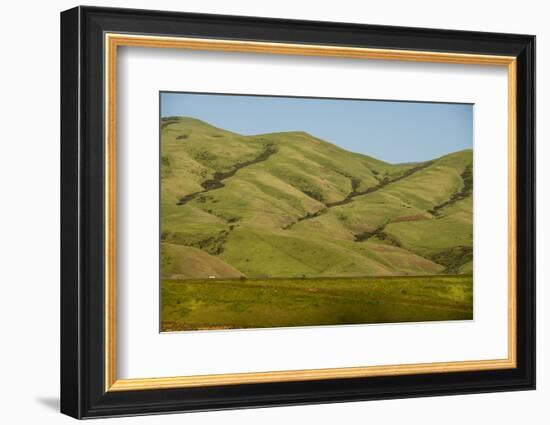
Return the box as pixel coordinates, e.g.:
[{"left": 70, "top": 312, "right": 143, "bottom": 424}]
[{"left": 0, "top": 1, "right": 543, "bottom": 424}]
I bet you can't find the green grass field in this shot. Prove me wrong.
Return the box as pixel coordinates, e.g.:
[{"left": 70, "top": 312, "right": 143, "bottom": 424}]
[{"left": 161, "top": 275, "right": 472, "bottom": 331}]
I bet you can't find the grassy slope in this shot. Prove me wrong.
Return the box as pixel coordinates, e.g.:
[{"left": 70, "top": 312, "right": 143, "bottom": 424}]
[
  {"left": 161, "top": 243, "right": 243, "bottom": 279},
  {"left": 289, "top": 150, "right": 473, "bottom": 273},
  {"left": 160, "top": 116, "right": 472, "bottom": 279}
]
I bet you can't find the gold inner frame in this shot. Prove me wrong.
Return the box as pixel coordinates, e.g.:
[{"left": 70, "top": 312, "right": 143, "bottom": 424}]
[{"left": 104, "top": 33, "right": 518, "bottom": 392}]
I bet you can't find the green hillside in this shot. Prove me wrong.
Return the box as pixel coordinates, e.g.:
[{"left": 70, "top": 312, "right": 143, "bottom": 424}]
[{"left": 160, "top": 116, "right": 473, "bottom": 280}]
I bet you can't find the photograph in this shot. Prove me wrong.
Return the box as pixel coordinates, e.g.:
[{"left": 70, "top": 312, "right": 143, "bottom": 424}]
[{"left": 159, "top": 92, "right": 474, "bottom": 332}]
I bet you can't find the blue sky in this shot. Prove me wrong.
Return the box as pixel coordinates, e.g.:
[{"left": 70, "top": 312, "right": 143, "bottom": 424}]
[{"left": 161, "top": 92, "right": 473, "bottom": 164}]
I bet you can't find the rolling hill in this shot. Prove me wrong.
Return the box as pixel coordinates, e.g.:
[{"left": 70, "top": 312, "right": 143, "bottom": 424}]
[{"left": 160, "top": 116, "right": 473, "bottom": 279}]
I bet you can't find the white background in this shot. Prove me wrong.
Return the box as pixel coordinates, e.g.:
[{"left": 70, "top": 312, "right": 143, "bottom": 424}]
[
  {"left": 0, "top": 0, "right": 546, "bottom": 424},
  {"left": 118, "top": 48, "right": 508, "bottom": 379}
]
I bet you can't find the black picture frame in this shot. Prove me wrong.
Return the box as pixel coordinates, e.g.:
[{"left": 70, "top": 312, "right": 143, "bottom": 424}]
[{"left": 61, "top": 5, "right": 535, "bottom": 419}]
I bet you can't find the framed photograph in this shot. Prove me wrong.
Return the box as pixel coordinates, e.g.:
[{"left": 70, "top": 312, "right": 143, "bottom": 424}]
[{"left": 60, "top": 6, "right": 535, "bottom": 419}]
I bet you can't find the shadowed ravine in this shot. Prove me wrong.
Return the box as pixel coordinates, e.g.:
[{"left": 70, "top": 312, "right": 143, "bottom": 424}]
[
  {"left": 429, "top": 164, "right": 473, "bottom": 216},
  {"left": 176, "top": 143, "right": 277, "bottom": 206},
  {"left": 283, "top": 160, "right": 434, "bottom": 230},
  {"left": 353, "top": 222, "right": 402, "bottom": 246}
]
